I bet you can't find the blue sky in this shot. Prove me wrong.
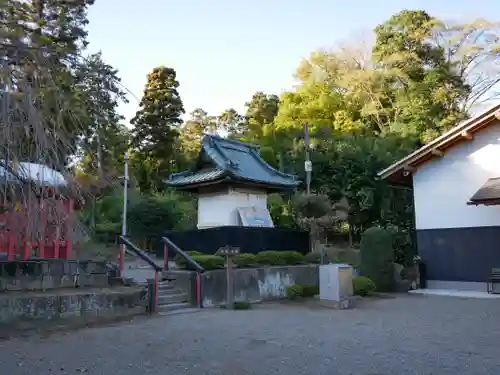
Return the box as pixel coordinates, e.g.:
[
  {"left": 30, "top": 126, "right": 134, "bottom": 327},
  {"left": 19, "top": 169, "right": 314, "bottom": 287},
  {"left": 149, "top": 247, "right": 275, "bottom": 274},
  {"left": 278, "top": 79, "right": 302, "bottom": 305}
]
[{"left": 87, "top": 0, "right": 500, "bottom": 123}]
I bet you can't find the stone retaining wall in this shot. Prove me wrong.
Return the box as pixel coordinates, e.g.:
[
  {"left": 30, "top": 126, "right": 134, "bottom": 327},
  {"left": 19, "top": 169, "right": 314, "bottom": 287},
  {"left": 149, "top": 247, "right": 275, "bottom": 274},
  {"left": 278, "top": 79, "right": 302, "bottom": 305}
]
[
  {"left": 0, "top": 260, "right": 113, "bottom": 291},
  {"left": 0, "top": 287, "right": 146, "bottom": 334},
  {"left": 166, "top": 264, "right": 319, "bottom": 307}
]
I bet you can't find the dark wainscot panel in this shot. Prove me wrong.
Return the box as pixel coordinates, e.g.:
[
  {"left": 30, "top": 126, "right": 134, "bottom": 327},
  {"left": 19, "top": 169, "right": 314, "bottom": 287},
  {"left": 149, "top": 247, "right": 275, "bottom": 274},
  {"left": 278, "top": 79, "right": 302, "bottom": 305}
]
[
  {"left": 416, "top": 226, "right": 500, "bottom": 282},
  {"left": 160, "top": 226, "right": 310, "bottom": 257}
]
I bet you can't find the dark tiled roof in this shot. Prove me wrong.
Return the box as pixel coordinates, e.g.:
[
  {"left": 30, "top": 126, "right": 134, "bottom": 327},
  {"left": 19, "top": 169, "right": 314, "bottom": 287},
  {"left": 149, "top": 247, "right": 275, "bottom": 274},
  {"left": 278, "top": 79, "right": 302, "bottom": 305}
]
[
  {"left": 468, "top": 177, "right": 500, "bottom": 205},
  {"left": 167, "top": 135, "right": 299, "bottom": 189}
]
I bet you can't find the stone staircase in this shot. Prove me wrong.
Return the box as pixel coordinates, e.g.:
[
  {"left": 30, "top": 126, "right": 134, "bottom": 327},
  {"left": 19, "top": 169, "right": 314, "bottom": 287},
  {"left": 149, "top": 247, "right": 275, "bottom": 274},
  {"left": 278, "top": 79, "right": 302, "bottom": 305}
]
[{"left": 156, "top": 279, "right": 198, "bottom": 315}]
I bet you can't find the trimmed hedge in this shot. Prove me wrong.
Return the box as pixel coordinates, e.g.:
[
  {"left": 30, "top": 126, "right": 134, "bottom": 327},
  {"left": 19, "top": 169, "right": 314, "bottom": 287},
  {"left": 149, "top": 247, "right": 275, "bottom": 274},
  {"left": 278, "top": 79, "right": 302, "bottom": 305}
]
[
  {"left": 285, "top": 284, "right": 304, "bottom": 300},
  {"left": 255, "top": 250, "right": 305, "bottom": 266},
  {"left": 255, "top": 251, "right": 287, "bottom": 266},
  {"left": 303, "top": 252, "right": 321, "bottom": 264},
  {"left": 353, "top": 276, "right": 376, "bottom": 296},
  {"left": 279, "top": 251, "right": 304, "bottom": 265},
  {"left": 233, "top": 253, "right": 258, "bottom": 268},
  {"left": 174, "top": 251, "right": 203, "bottom": 268},
  {"left": 360, "top": 227, "right": 394, "bottom": 292},
  {"left": 176, "top": 250, "right": 313, "bottom": 270},
  {"left": 302, "top": 284, "right": 319, "bottom": 297},
  {"left": 189, "top": 255, "right": 224, "bottom": 270},
  {"left": 285, "top": 284, "right": 319, "bottom": 300}
]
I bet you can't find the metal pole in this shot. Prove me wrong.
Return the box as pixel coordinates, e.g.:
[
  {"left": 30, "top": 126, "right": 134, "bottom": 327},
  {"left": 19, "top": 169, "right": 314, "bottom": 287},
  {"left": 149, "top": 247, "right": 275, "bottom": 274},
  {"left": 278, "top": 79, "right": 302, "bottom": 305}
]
[
  {"left": 304, "top": 121, "right": 312, "bottom": 195},
  {"left": 305, "top": 148, "right": 311, "bottom": 195},
  {"left": 120, "top": 152, "right": 129, "bottom": 275}
]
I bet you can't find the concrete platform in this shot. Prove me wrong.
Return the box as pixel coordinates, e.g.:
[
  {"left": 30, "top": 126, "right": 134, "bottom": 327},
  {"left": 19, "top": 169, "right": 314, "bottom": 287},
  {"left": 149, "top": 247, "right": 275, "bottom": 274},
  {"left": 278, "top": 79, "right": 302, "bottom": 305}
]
[{"left": 410, "top": 288, "right": 500, "bottom": 299}]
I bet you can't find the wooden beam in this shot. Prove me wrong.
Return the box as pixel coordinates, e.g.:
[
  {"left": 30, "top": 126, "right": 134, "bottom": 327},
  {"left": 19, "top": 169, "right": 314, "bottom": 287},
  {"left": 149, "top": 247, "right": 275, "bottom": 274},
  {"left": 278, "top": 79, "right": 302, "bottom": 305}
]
[
  {"left": 402, "top": 165, "right": 416, "bottom": 176},
  {"left": 495, "top": 111, "right": 500, "bottom": 121},
  {"left": 461, "top": 131, "right": 473, "bottom": 140},
  {"left": 431, "top": 149, "right": 444, "bottom": 157}
]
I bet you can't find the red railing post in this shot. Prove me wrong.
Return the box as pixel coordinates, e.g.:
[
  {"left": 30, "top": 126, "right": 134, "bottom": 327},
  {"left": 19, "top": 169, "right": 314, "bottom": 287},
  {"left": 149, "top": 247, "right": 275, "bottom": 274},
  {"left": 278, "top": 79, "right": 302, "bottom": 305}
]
[
  {"left": 163, "top": 243, "right": 168, "bottom": 270},
  {"left": 23, "top": 241, "right": 30, "bottom": 260},
  {"left": 39, "top": 200, "right": 47, "bottom": 258},
  {"left": 118, "top": 242, "right": 124, "bottom": 277},
  {"left": 53, "top": 239, "right": 60, "bottom": 259},
  {"left": 196, "top": 272, "right": 201, "bottom": 308},
  {"left": 7, "top": 228, "right": 14, "bottom": 261},
  {"left": 65, "top": 199, "right": 74, "bottom": 259},
  {"left": 154, "top": 270, "right": 159, "bottom": 313}
]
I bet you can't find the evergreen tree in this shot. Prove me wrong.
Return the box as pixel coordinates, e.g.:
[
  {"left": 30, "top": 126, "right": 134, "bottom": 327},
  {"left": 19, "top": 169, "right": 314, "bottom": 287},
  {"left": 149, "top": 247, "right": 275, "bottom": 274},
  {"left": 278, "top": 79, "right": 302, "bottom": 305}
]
[
  {"left": 130, "top": 66, "right": 184, "bottom": 174},
  {"left": 76, "top": 52, "right": 129, "bottom": 182}
]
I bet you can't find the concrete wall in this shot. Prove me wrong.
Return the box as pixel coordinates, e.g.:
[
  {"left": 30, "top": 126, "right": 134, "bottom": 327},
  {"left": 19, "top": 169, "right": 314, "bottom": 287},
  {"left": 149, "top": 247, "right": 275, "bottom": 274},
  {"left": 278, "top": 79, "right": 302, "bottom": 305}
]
[
  {"left": 413, "top": 119, "right": 500, "bottom": 230},
  {"left": 0, "top": 287, "right": 145, "bottom": 333},
  {"left": 166, "top": 265, "right": 319, "bottom": 308},
  {"left": 197, "top": 186, "right": 269, "bottom": 229}
]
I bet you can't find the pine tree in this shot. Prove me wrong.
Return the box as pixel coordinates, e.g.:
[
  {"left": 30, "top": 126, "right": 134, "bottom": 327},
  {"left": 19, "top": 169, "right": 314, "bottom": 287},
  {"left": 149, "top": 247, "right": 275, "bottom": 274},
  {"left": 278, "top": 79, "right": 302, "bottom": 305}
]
[
  {"left": 131, "top": 66, "right": 185, "bottom": 173},
  {"left": 76, "top": 52, "right": 129, "bottom": 182}
]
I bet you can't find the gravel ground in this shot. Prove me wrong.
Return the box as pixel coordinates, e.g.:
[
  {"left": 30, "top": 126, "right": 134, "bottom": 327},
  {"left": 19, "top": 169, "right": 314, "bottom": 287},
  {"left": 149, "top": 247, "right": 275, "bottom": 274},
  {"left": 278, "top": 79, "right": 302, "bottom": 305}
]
[{"left": 1, "top": 294, "right": 500, "bottom": 375}]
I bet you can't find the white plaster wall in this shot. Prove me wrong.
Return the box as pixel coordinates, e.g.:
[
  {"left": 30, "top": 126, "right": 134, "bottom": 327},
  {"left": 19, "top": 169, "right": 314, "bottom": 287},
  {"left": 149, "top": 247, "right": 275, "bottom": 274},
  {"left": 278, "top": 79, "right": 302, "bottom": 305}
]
[
  {"left": 197, "top": 187, "right": 268, "bottom": 228},
  {"left": 413, "top": 120, "right": 500, "bottom": 230}
]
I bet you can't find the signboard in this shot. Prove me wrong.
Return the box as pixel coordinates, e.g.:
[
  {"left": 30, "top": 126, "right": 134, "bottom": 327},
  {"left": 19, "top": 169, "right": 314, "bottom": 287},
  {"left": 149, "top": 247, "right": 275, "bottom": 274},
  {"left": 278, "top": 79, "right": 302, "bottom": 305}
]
[
  {"left": 237, "top": 206, "right": 274, "bottom": 227},
  {"left": 216, "top": 246, "right": 240, "bottom": 256}
]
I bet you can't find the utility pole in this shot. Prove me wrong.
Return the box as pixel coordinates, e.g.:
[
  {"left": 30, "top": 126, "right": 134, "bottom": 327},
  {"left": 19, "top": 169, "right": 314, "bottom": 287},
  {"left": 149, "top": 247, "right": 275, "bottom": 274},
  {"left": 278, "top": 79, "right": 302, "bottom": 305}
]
[
  {"left": 304, "top": 122, "right": 312, "bottom": 195},
  {"left": 120, "top": 152, "right": 129, "bottom": 275}
]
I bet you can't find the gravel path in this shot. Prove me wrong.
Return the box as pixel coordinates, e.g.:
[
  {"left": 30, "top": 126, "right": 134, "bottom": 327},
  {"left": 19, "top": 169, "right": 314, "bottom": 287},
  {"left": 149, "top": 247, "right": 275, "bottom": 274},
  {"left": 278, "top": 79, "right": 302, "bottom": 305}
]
[{"left": 1, "top": 295, "right": 500, "bottom": 375}]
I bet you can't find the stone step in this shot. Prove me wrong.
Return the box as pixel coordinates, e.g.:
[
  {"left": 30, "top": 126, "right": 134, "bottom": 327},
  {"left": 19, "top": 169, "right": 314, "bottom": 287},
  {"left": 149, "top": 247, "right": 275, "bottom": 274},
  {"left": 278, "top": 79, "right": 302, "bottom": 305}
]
[
  {"left": 157, "top": 282, "right": 175, "bottom": 290},
  {"left": 159, "top": 307, "right": 202, "bottom": 316},
  {"left": 157, "top": 287, "right": 185, "bottom": 297},
  {"left": 157, "top": 302, "right": 193, "bottom": 313},
  {"left": 157, "top": 292, "right": 188, "bottom": 305}
]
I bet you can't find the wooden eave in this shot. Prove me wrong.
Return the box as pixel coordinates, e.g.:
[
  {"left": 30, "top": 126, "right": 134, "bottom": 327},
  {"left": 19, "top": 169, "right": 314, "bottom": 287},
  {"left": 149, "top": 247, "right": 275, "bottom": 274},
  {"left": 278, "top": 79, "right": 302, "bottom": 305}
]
[{"left": 378, "top": 105, "right": 500, "bottom": 186}]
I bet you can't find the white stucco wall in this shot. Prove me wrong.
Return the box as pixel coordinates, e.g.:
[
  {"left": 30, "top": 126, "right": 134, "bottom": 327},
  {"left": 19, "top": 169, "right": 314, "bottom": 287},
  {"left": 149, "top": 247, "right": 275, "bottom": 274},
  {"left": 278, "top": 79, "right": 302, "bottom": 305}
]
[
  {"left": 197, "top": 187, "right": 268, "bottom": 229},
  {"left": 413, "top": 120, "right": 500, "bottom": 230}
]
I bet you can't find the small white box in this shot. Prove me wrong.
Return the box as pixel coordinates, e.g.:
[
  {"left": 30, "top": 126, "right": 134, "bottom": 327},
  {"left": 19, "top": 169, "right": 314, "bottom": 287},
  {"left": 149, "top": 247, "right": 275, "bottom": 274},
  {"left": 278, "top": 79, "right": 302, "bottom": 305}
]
[{"left": 319, "top": 264, "right": 353, "bottom": 302}]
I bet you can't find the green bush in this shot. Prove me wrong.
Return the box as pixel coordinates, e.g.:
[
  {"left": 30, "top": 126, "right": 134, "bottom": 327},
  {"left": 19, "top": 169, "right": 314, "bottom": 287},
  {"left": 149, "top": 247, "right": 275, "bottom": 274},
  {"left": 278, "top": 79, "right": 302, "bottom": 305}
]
[
  {"left": 189, "top": 255, "right": 224, "bottom": 270},
  {"left": 279, "top": 251, "right": 304, "bottom": 265},
  {"left": 128, "top": 191, "right": 196, "bottom": 247},
  {"left": 285, "top": 284, "right": 318, "bottom": 299},
  {"left": 353, "top": 276, "right": 376, "bottom": 296},
  {"left": 285, "top": 284, "right": 304, "bottom": 300},
  {"left": 301, "top": 284, "right": 319, "bottom": 297},
  {"left": 303, "top": 252, "right": 322, "bottom": 264},
  {"left": 255, "top": 251, "right": 286, "bottom": 266},
  {"left": 174, "top": 251, "right": 203, "bottom": 268},
  {"left": 360, "top": 227, "right": 394, "bottom": 292},
  {"left": 233, "top": 253, "right": 258, "bottom": 268},
  {"left": 233, "top": 301, "right": 251, "bottom": 310},
  {"left": 94, "top": 221, "right": 121, "bottom": 244}
]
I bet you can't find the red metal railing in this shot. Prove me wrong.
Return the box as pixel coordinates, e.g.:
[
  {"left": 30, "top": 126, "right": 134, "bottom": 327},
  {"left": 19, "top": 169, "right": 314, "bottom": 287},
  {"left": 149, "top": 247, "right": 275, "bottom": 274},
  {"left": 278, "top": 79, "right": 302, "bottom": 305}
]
[
  {"left": 161, "top": 236, "right": 205, "bottom": 308},
  {"left": 0, "top": 198, "right": 75, "bottom": 260}
]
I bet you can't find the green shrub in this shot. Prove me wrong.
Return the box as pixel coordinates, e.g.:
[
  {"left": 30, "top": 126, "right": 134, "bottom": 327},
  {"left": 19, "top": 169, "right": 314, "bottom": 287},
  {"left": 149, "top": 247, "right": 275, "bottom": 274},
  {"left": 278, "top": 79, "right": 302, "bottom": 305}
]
[
  {"left": 255, "top": 251, "right": 286, "bottom": 266},
  {"left": 174, "top": 251, "right": 203, "bottom": 268},
  {"left": 285, "top": 284, "right": 304, "bottom": 300},
  {"left": 353, "top": 276, "right": 376, "bottom": 296},
  {"left": 233, "top": 301, "right": 251, "bottom": 310},
  {"left": 233, "top": 253, "right": 258, "bottom": 268},
  {"left": 189, "top": 255, "right": 224, "bottom": 270},
  {"left": 279, "top": 251, "right": 304, "bottom": 265},
  {"left": 301, "top": 284, "right": 319, "bottom": 297},
  {"left": 94, "top": 221, "right": 121, "bottom": 244},
  {"left": 303, "top": 252, "right": 322, "bottom": 264},
  {"left": 360, "top": 227, "right": 394, "bottom": 292}
]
